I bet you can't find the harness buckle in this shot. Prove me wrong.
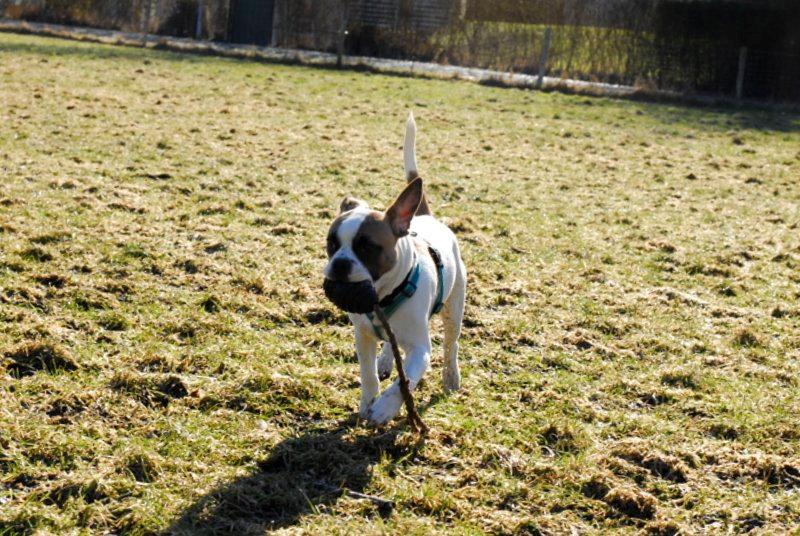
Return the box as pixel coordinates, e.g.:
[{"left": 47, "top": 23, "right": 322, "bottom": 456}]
[{"left": 401, "top": 279, "right": 417, "bottom": 297}]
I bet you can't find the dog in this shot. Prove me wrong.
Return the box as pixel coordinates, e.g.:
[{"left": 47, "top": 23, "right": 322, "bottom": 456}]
[{"left": 322, "top": 113, "right": 467, "bottom": 425}]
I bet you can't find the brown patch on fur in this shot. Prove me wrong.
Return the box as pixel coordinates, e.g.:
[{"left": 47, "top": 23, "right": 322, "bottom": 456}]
[
  {"left": 339, "top": 196, "right": 368, "bottom": 214},
  {"left": 352, "top": 212, "right": 398, "bottom": 279},
  {"left": 326, "top": 217, "right": 345, "bottom": 258}
]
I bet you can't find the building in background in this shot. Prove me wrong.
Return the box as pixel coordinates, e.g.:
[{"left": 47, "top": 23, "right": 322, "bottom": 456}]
[
  {"left": 654, "top": 0, "right": 800, "bottom": 99},
  {"left": 269, "top": 0, "right": 466, "bottom": 51},
  {"left": 358, "top": 0, "right": 466, "bottom": 32}
]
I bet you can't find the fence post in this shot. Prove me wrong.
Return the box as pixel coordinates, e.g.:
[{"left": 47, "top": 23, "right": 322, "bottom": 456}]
[
  {"left": 336, "top": 3, "right": 347, "bottom": 68},
  {"left": 537, "top": 27, "right": 552, "bottom": 88},
  {"left": 736, "top": 46, "right": 747, "bottom": 100},
  {"left": 141, "top": 0, "right": 151, "bottom": 35},
  {"left": 195, "top": 0, "right": 204, "bottom": 40}
]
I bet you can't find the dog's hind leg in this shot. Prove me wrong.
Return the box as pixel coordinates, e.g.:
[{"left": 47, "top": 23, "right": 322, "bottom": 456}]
[
  {"left": 377, "top": 343, "right": 394, "bottom": 380},
  {"left": 441, "top": 260, "right": 466, "bottom": 392}
]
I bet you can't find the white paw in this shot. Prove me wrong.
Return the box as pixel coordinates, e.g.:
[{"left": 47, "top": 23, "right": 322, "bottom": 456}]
[
  {"left": 443, "top": 367, "right": 461, "bottom": 392},
  {"left": 359, "top": 395, "right": 376, "bottom": 419},
  {"left": 366, "top": 384, "right": 404, "bottom": 425}
]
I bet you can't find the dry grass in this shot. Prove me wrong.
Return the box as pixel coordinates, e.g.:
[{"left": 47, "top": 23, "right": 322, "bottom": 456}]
[{"left": 1, "top": 31, "right": 800, "bottom": 535}]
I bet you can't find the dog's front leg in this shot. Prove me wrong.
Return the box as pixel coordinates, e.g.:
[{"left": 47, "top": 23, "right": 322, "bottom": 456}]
[
  {"left": 367, "top": 341, "right": 431, "bottom": 425},
  {"left": 356, "top": 328, "right": 380, "bottom": 419}
]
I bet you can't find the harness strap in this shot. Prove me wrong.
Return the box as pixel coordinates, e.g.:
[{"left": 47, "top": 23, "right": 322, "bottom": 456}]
[
  {"left": 366, "top": 240, "right": 445, "bottom": 341},
  {"left": 427, "top": 245, "right": 445, "bottom": 316},
  {"left": 377, "top": 254, "right": 418, "bottom": 312}
]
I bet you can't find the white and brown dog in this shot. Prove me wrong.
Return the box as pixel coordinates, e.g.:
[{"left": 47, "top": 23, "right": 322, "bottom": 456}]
[{"left": 323, "top": 114, "right": 466, "bottom": 425}]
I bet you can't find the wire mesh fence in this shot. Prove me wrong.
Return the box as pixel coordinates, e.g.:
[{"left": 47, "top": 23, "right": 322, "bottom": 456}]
[{"left": 1, "top": 0, "right": 799, "bottom": 103}]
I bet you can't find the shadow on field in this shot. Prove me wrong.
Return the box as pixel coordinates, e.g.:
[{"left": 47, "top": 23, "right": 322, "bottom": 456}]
[
  {"left": 0, "top": 37, "right": 202, "bottom": 63},
  {"left": 633, "top": 101, "right": 800, "bottom": 133},
  {"left": 164, "top": 417, "right": 407, "bottom": 535}
]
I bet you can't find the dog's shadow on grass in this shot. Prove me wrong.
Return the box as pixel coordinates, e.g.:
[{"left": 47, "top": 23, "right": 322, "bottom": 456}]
[{"left": 164, "top": 416, "right": 412, "bottom": 535}]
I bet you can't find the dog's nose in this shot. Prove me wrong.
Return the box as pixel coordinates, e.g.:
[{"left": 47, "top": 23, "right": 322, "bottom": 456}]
[{"left": 330, "top": 258, "right": 352, "bottom": 281}]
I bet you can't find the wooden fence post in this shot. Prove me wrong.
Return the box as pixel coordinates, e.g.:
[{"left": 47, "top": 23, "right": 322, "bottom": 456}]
[
  {"left": 141, "top": 1, "right": 150, "bottom": 33},
  {"left": 538, "top": 27, "right": 552, "bottom": 88},
  {"left": 336, "top": 2, "right": 347, "bottom": 68},
  {"left": 195, "top": 0, "right": 204, "bottom": 40},
  {"left": 736, "top": 46, "right": 747, "bottom": 100}
]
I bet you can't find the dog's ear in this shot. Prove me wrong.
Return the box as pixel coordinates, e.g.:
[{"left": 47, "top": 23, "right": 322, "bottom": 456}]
[
  {"left": 339, "top": 196, "right": 368, "bottom": 214},
  {"left": 385, "top": 178, "right": 422, "bottom": 237}
]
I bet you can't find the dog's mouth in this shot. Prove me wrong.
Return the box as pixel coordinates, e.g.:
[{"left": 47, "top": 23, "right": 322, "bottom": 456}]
[{"left": 323, "top": 279, "right": 378, "bottom": 314}]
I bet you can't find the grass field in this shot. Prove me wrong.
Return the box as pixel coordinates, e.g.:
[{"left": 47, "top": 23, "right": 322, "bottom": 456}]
[{"left": 1, "top": 31, "right": 800, "bottom": 535}]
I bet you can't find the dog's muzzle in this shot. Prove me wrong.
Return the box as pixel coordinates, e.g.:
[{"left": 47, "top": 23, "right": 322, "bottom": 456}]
[{"left": 323, "top": 279, "right": 378, "bottom": 314}]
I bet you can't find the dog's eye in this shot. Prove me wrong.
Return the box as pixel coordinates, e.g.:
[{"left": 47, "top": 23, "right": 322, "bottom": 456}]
[
  {"left": 326, "top": 236, "right": 340, "bottom": 257},
  {"left": 353, "top": 237, "right": 381, "bottom": 259}
]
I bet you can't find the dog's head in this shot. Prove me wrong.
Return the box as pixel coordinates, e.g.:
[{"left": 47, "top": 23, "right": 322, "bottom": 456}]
[{"left": 322, "top": 178, "right": 423, "bottom": 313}]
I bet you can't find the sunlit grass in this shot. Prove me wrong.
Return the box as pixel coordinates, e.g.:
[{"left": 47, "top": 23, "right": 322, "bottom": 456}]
[{"left": 1, "top": 31, "right": 799, "bottom": 534}]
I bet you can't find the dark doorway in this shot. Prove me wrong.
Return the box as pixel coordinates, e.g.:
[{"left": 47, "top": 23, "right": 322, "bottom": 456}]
[{"left": 228, "top": 0, "right": 275, "bottom": 46}]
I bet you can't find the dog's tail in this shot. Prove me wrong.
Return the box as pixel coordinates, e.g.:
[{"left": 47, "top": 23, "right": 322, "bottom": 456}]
[
  {"left": 404, "top": 112, "right": 432, "bottom": 216},
  {"left": 404, "top": 113, "right": 419, "bottom": 182}
]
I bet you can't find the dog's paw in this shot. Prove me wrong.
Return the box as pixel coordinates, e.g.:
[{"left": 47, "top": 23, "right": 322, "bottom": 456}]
[
  {"left": 443, "top": 367, "right": 461, "bottom": 392},
  {"left": 359, "top": 396, "right": 376, "bottom": 419},
  {"left": 366, "top": 384, "right": 403, "bottom": 425},
  {"left": 377, "top": 344, "right": 394, "bottom": 381}
]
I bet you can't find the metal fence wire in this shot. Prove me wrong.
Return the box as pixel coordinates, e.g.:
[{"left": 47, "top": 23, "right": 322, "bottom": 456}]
[{"left": 1, "top": 0, "right": 799, "bottom": 103}]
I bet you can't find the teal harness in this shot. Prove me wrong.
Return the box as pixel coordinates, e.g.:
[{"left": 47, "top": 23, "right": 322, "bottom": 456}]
[{"left": 365, "top": 241, "right": 445, "bottom": 341}]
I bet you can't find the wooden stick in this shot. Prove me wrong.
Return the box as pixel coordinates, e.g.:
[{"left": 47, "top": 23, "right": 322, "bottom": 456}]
[
  {"left": 346, "top": 490, "right": 395, "bottom": 512},
  {"left": 372, "top": 304, "right": 428, "bottom": 435}
]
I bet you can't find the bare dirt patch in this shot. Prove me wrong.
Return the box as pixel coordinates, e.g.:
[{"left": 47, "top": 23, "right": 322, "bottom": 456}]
[{"left": 3, "top": 342, "right": 78, "bottom": 377}]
